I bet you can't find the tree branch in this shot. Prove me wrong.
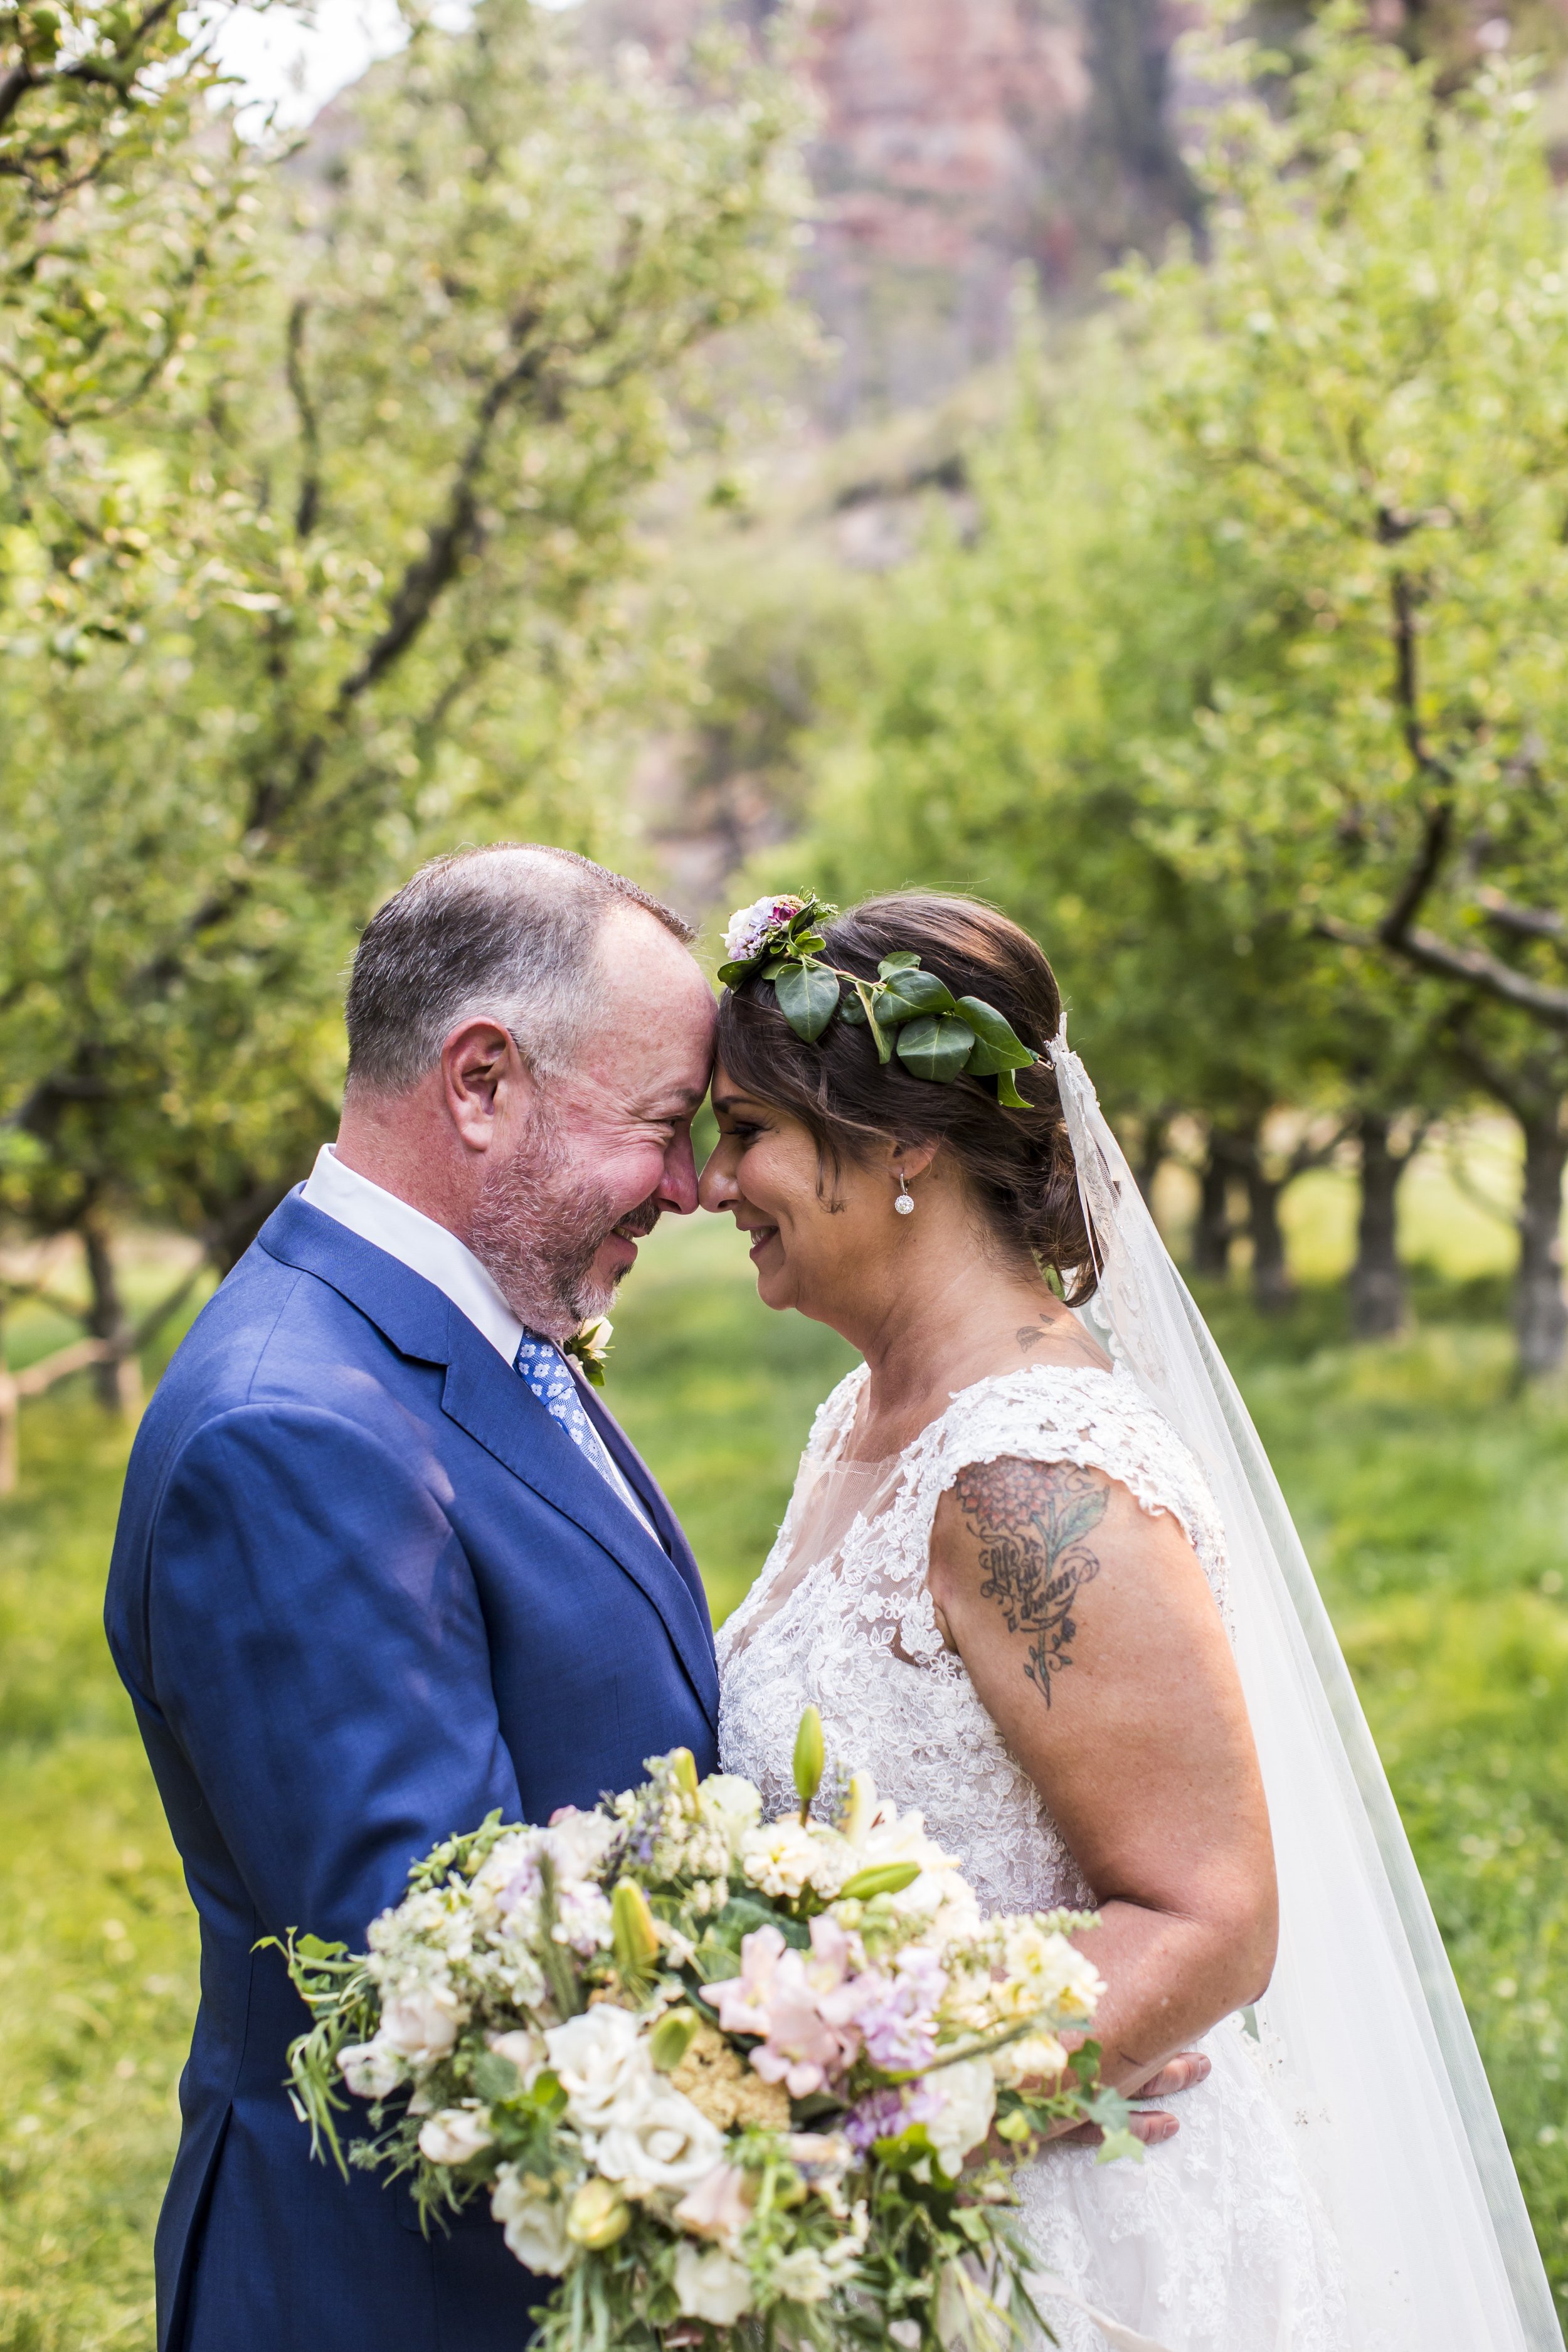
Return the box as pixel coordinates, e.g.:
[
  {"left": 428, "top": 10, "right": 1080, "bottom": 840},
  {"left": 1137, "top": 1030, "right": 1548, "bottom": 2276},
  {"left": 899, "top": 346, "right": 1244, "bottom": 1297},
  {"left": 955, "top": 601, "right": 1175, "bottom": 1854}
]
[
  {"left": 286, "top": 298, "right": 320, "bottom": 540},
  {"left": 1476, "top": 887, "right": 1567, "bottom": 943}
]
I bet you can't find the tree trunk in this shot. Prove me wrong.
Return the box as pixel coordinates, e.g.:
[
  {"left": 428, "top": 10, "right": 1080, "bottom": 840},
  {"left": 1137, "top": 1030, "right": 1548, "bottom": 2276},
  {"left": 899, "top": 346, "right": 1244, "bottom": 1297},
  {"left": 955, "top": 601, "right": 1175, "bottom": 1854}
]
[
  {"left": 1350, "top": 1110, "right": 1407, "bottom": 1339},
  {"left": 1192, "top": 1140, "right": 1232, "bottom": 1277},
  {"left": 81, "top": 1213, "right": 140, "bottom": 1416},
  {"left": 1243, "top": 1155, "right": 1295, "bottom": 1315},
  {"left": 1515, "top": 1110, "right": 1568, "bottom": 1379}
]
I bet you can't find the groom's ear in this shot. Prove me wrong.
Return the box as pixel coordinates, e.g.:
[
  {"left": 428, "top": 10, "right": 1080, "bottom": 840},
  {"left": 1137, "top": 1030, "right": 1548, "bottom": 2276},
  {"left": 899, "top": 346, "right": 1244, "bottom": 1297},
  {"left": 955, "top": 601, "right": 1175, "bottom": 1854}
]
[{"left": 440, "top": 1017, "right": 537, "bottom": 1153}]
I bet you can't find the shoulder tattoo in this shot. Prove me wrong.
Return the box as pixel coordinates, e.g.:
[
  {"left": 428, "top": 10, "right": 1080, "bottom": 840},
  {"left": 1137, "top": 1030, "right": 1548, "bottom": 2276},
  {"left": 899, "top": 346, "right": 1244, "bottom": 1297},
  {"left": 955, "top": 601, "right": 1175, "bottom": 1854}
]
[{"left": 955, "top": 1456, "right": 1108, "bottom": 1708}]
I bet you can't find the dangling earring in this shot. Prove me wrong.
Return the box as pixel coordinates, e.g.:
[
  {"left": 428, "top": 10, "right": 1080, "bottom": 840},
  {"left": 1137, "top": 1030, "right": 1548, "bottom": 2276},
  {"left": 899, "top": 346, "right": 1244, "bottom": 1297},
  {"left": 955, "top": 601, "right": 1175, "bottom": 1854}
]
[{"left": 894, "top": 1170, "right": 915, "bottom": 1217}]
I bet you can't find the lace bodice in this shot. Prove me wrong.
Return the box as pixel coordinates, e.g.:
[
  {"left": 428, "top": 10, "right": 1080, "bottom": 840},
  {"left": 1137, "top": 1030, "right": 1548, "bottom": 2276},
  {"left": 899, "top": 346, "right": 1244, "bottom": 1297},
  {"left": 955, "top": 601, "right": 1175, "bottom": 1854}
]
[{"left": 717, "top": 1358, "right": 1230, "bottom": 1918}]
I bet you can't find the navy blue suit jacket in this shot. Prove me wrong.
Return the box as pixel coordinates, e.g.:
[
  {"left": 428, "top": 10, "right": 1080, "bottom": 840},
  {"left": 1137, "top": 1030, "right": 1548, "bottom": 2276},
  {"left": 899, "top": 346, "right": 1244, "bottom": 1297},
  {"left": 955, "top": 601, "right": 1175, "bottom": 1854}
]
[{"left": 104, "top": 1192, "right": 719, "bottom": 2352}]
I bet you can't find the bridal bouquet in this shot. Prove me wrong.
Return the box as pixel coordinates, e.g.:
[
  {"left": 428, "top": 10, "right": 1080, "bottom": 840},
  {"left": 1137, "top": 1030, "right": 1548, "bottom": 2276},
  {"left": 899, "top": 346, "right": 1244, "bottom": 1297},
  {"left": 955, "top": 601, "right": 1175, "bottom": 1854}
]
[{"left": 278, "top": 1712, "right": 1133, "bottom": 2352}]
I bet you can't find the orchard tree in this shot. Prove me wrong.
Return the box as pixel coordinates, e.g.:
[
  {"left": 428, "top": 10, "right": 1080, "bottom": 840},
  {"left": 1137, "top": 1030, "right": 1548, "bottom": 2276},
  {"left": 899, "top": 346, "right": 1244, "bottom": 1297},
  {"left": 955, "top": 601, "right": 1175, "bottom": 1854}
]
[
  {"left": 792, "top": 327, "right": 1449, "bottom": 1317},
  {"left": 0, "top": 0, "right": 808, "bottom": 1454},
  {"left": 1128, "top": 2, "right": 1568, "bottom": 1372}
]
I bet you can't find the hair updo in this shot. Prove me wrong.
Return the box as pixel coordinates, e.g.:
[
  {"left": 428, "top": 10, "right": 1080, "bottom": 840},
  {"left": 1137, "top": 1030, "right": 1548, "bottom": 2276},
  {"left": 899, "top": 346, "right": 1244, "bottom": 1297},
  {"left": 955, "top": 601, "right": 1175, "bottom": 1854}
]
[{"left": 715, "top": 891, "right": 1096, "bottom": 1300}]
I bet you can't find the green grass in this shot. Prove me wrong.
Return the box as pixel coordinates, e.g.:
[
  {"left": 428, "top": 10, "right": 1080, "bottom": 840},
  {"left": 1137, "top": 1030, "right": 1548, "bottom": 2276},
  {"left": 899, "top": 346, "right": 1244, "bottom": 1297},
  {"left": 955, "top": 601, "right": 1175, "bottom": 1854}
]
[{"left": 3, "top": 1204, "right": 1567, "bottom": 2346}]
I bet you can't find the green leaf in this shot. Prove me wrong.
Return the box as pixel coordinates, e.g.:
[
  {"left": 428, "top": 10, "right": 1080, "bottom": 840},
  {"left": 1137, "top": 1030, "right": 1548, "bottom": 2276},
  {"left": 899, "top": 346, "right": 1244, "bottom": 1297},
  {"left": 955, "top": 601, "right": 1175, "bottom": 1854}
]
[
  {"left": 896, "top": 1014, "right": 977, "bottom": 1082},
  {"left": 1095, "top": 2127, "right": 1145, "bottom": 2167},
  {"left": 877, "top": 967, "right": 956, "bottom": 1023},
  {"left": 716, "top": 958, "right": 753, "bottom": 986},
  {"left": 294, "top": 1935, "right": 348, "bottom": 1962},
  {"left": 471, "top": 2050, "right": 523, "bottom": 2102},
  {"left": 838, "top": 988, "right": 867, "bottom": 1024},
  {"left": 877, "top": 951, "right": 921, "bottom": 975},
  {"left": 774, "top": 960, "right": 841, "bottom": 1042},
  {"left": 953, "top": 995, "right": 1036, "bottom": 1073},
  {"left": 995, "top": 1068, "right": 1033, "bottom": 1109}
]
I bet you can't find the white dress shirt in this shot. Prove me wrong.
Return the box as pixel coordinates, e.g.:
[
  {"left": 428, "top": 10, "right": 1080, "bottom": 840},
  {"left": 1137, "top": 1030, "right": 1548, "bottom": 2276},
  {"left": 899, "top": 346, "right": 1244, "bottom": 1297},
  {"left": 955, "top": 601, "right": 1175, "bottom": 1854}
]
[
  {"left": 302, "top": 1143, "right": 522, "bottom": 1362},
  {"left": 300, "top": 1144, "right": 656, "bottom": 1536}
]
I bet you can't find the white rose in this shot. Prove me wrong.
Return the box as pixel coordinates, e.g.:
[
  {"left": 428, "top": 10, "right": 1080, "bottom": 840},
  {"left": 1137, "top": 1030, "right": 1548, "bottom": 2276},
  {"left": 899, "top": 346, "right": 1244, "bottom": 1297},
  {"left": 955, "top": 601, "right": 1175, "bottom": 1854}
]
[
  {"left": 594, "top": 2085, "right": 724, "bottom": 2193},
  {"left": 697, "top": 1773, "right": 763, "bottom": 1861},
  {"left": 926, "top": 2058, "right": 997, "bottom": 2181},
  {"left": 674, "top": 2242, "right": 754, "bottom": 2326},
  {"left": 338, "top": 2036, "right": 406, "bottom": 2099},
  {"left": 417, "top": 2105, "right": 495, "bottom": 2166},
  {"left": 379, "top": 1987, "right": 462, "bottom": 2066},
  {"left": 490, "top": 2164, "right": 573, "bottom": 2275},
  {"left": 544, "top": 2003, "right": 655, "bottom": 2133}
]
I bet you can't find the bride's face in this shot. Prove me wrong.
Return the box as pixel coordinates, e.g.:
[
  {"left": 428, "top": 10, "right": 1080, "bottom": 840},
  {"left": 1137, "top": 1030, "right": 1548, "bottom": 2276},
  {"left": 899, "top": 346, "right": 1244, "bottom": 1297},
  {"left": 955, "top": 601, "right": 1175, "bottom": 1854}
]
[{"left": 700, "top": 1066, "right": 893, "bottom": 1318}]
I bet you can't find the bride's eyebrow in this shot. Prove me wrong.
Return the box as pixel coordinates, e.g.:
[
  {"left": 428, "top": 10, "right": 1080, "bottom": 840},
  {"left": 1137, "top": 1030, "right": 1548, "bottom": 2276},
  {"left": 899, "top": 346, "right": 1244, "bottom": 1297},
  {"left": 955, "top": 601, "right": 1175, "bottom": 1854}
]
[{"left": 710, "top": 1088, "right": 768, "bottom": 1118}]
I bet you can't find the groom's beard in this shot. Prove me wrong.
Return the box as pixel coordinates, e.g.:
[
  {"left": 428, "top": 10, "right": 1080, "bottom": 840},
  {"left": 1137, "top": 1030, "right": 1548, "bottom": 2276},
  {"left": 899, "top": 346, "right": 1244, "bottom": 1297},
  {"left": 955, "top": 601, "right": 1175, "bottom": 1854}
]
[{"left": 469, "top": 1110, "right": 662, "bottom": 1336}]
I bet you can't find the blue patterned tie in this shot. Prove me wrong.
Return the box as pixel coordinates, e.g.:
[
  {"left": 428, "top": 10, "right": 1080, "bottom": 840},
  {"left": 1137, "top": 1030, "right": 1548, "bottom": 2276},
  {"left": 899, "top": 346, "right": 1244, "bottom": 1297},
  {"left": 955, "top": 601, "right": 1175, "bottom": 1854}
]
[{"left": 514, "top": 1332, "right": 655, "bottom": 1537}]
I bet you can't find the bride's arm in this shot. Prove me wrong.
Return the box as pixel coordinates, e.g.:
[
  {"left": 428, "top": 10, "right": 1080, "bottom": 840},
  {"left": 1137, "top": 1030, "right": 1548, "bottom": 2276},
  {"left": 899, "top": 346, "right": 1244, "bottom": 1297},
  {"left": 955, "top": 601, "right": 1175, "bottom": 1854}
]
[{"left": 927, "top": 1455, "right": 1277, "bottom": 2098}]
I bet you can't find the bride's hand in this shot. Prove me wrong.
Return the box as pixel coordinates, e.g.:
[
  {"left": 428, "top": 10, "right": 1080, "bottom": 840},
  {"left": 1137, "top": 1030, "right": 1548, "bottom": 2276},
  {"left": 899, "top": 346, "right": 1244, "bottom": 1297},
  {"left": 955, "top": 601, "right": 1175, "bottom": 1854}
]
[{"left": 1049, "top": 2049, "right": 1211, "bottom": 2149}]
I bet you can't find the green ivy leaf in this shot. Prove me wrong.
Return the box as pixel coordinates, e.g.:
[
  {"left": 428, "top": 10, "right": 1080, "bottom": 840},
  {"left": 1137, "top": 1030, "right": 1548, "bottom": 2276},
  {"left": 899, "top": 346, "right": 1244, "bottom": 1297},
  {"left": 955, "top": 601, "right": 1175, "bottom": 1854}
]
[
  {"left": 838, "top": 988, "right": 868, "bottom": 1024},
  {"left": 877, "top": 951, "right": 921, "bottom": 975},
  {"left": 877, "top": 967, "right": 957, "bottom": 1024},
  {"left": 896, "top": 1013, "right": 977, "bottom": 1081},
  {"left": 716, "top": 958, "right": 753, "bottom": 986},
  {"left": 996, "top": 1068, "right": 1033, "bottom": 1108},
  {"left": 953, "top": 995, "right": 1036, "bottom": 1073},
  {"left": 774, "top": 959, "right": 841, "bottom": 1041}
]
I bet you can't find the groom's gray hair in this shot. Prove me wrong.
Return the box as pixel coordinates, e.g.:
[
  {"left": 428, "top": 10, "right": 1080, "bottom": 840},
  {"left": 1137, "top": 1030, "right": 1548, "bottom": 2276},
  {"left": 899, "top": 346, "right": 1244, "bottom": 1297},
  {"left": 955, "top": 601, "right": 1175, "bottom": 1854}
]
[{"left": 344, "top": 843, "right": 694, "bottom": 1096}]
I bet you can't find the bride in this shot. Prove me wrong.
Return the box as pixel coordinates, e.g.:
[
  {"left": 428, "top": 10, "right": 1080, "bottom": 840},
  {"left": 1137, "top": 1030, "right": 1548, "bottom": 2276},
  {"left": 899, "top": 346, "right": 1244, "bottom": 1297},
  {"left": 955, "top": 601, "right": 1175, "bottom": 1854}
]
[{"left": 696, "top": 889, "right": 1558, "bottom": 2352}]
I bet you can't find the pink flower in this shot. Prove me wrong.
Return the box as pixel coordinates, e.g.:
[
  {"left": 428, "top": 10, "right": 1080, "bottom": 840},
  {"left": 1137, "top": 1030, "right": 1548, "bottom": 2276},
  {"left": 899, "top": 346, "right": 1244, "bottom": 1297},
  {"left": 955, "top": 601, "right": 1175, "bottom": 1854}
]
[
  {"left": 674, "top": 2162, "right": 754, "bottom": 2249},
  {"left": 709, "top": 1925, "right": 857, "bottom": 2099},
  {"left": 710, "top": 1922, "right": 787, "bottom": 2038}
]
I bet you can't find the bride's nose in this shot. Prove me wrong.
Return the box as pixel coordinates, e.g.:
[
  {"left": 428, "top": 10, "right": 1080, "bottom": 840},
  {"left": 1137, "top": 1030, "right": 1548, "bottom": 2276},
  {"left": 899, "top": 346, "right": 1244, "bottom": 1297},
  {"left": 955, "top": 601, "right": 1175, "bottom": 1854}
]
[{"left": 697, "top": 1140, "right": 741, "bottom": 1212}]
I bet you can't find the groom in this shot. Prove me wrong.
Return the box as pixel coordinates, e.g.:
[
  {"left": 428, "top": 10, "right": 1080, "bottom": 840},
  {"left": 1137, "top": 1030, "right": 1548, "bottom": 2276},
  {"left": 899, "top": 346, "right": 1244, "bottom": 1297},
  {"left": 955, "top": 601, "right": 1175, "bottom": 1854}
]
[{"left": 105, "top": 844, "right": 721, "bottom": 2352}]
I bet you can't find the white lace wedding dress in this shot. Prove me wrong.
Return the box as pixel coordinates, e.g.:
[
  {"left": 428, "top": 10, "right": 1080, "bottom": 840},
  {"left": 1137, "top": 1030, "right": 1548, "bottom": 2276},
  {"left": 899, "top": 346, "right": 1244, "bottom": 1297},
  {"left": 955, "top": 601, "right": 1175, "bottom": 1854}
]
[{"left": 716, "top": 1357, "right": 1350, "bottom": 2352}]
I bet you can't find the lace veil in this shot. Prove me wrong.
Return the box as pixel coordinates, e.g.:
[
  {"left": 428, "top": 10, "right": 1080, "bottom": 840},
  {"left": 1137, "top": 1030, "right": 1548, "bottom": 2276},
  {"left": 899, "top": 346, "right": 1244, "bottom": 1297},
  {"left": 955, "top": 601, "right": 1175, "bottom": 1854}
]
[{"left": 1047, "top": 1029, "right": 1560, "bottom": 2352}]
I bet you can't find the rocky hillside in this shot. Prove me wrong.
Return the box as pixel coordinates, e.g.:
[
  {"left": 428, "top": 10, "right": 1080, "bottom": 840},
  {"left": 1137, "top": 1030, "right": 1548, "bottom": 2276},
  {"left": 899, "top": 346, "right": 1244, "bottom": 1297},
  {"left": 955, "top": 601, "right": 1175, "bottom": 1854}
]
[{"left": 586, "top": 0, "right": 1200, "bottom": 421}]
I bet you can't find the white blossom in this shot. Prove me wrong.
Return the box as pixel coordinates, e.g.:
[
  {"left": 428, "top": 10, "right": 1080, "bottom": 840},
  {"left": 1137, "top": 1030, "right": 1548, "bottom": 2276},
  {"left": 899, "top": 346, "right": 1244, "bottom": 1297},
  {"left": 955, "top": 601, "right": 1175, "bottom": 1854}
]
[
  {"left": 593, "top": 2084, "right": 724, "bottom": 2195},
  {"left": 417, "top": 2105, "right": 495, "bottom": 2166},
  {"left": 337, "top": 2037, "right": 407, "bottom": 2100},
  {"left": 544, "top": 2004, "right": 655, "bottom": 2134},
  {"left": 924, "top": 2058, "right": 997, "bottom": 2180},
  {"left": 491, "top": 2165, "right": 573, "bottom": 2275},
  {"left": 674, "top": 2241, "right": 755, "bottom": 2325}
]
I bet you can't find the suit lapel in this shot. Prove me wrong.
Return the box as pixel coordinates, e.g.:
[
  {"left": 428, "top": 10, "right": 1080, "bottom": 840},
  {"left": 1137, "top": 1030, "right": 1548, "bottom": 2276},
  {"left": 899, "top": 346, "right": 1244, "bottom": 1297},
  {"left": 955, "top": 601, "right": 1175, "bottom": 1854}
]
[
  {"left": 258, "top": 1191, "right": 719, "bottom": 1732},
  {"left": 439, "top": 1333, "right": 719, "bottom": 1733},
  {"left": 577, "top": 1377, "right": 712, "bottom": 1629}
]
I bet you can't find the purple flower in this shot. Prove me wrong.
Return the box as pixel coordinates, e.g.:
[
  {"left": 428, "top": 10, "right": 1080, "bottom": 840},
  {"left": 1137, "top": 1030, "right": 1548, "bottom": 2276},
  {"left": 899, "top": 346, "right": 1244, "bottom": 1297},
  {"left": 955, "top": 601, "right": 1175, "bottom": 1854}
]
[{"left": 845, "top": 2081, "right": 942, "bottom": 2154}]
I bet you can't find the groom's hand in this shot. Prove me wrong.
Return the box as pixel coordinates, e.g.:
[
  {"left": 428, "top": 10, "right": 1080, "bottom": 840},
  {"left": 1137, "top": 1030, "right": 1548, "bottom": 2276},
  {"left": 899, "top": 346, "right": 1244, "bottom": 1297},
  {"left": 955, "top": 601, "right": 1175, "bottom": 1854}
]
[{"left": 1052, "top": 2050, "right": 1212, "bottom": 2149}]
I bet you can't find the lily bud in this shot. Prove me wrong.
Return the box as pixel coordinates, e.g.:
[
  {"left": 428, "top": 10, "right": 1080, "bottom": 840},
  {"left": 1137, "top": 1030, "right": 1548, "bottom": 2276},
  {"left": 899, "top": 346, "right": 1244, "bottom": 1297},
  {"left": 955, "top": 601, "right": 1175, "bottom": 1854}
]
[
  {"left": 610, "top": 1878, "right": 660, "bottom": 1977},
  {"left": 649, "top": 2006, "right": 702, "bottom": 2072},
  {"left": 566, "top": 2177, "right": 631, "bottom": 2249},
  {"left": 670, "top": 1747, "right": 700, "bottom": 1799},
  {"left": 837, "top": 1860, "right": 921, "bottom": 1903},
  {"left": 793, "top": 1705, "right": 825, "bottom": 1822}
]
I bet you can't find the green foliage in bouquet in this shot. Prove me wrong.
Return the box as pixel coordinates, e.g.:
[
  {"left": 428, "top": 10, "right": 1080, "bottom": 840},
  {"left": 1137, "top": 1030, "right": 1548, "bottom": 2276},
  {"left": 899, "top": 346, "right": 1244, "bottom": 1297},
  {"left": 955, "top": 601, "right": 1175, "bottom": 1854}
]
[
  {"left": 273, "top": 1715, "right": 1132, "bottom": 2351},
  {"left": 718, "top": 896, "right": 1039, "bottom": 1110}
]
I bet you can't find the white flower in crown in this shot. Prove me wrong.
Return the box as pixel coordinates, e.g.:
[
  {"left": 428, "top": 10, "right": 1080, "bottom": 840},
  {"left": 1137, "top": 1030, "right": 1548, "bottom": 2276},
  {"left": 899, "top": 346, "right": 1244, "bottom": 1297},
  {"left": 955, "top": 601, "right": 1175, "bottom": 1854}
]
[{"left": 722, "top": 893, "right": 807, "bottom": 964}]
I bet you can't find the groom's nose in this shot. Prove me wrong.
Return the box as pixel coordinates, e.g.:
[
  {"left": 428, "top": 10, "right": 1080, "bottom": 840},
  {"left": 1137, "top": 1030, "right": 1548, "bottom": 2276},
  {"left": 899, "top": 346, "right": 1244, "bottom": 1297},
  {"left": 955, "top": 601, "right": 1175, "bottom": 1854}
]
[{"left": 656, "top": 1127, "right": 701, "bottom": 1216}]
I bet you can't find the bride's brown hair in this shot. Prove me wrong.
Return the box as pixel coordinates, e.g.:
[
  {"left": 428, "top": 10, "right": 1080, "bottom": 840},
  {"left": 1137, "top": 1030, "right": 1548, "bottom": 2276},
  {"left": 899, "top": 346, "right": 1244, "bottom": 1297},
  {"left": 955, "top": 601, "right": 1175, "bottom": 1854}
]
[{"left": 715, "top": 891, "right": 1097, "bottom": 1300}]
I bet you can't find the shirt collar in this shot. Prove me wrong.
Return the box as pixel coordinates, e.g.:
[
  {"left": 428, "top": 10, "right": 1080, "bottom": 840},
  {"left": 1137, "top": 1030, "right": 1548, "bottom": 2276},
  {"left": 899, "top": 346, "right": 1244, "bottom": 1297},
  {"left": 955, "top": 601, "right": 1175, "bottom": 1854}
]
[{"left": 300, "top": 1143, "right": 523, "bottom": 1365}]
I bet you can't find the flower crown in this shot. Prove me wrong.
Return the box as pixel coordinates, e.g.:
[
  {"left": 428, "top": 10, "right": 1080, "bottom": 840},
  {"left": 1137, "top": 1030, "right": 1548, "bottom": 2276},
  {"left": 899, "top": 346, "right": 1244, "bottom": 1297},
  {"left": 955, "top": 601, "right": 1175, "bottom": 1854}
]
[{"left": 718, "top": 893, "right": 1038, "bottom": 1108}]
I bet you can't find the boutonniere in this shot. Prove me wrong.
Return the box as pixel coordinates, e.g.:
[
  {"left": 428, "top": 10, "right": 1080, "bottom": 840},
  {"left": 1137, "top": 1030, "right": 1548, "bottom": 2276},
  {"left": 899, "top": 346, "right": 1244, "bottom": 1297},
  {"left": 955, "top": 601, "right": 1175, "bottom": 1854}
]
[{"left": 563, "top": 1315, "right": 613, "bottom": 1388}]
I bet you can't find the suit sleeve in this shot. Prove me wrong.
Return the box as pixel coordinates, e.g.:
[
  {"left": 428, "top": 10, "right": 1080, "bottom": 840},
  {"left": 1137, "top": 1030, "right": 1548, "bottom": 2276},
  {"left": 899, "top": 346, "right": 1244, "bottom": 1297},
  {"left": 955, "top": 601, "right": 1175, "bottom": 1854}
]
[{"left": 147, "top": 1402, "right": 522, "bottom": 1946}]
